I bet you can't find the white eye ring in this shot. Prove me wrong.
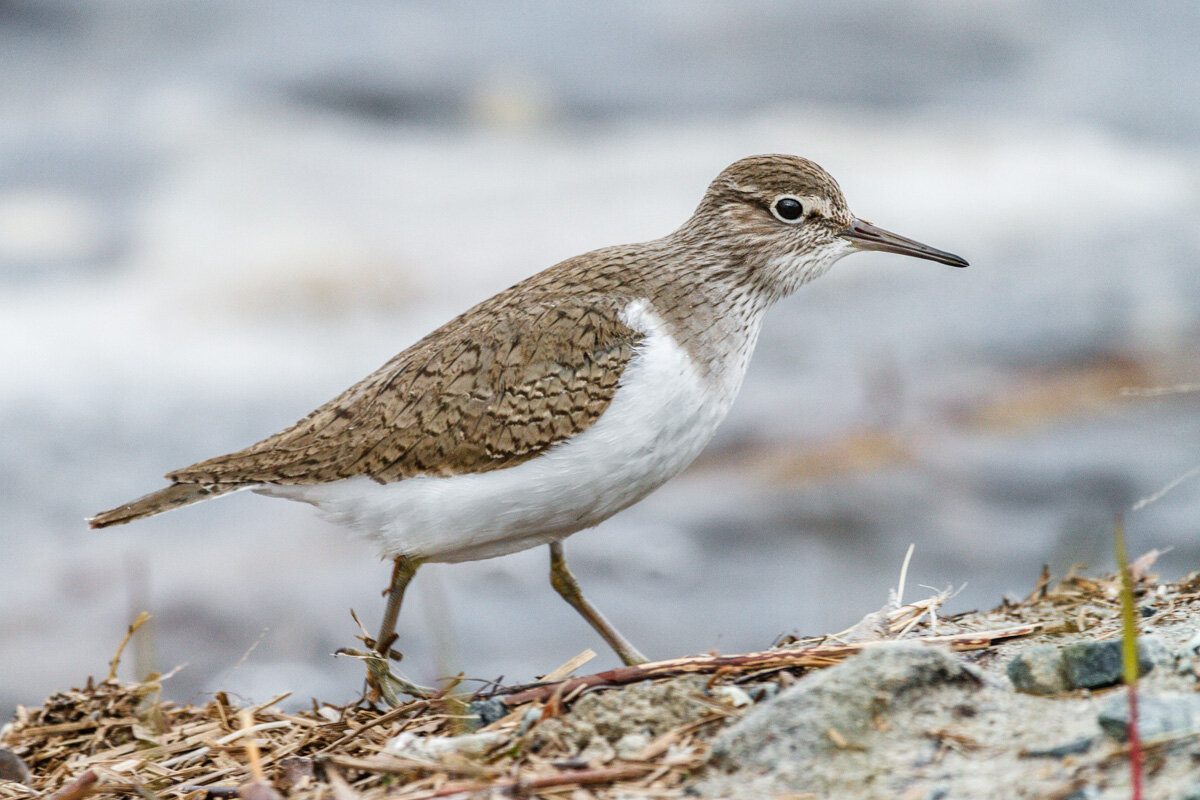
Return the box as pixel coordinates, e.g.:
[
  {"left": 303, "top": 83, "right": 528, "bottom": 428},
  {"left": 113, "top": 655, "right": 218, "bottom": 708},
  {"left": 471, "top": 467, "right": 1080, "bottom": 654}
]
[{"left": 770, "top": 195, "right": 806, "bottom": 223}]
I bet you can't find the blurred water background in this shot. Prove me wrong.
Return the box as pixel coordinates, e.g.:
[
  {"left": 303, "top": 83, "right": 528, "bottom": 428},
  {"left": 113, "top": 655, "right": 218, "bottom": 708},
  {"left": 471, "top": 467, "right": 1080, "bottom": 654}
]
[{"left": 2, "top": 1, "right": 1199, "bottom": 715}]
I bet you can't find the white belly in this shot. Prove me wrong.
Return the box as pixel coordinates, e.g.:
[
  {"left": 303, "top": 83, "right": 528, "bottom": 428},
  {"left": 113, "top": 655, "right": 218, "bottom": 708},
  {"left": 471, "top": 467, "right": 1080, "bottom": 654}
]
[{"left": 258, "top": 299, "right": 759, "bottom": 563}]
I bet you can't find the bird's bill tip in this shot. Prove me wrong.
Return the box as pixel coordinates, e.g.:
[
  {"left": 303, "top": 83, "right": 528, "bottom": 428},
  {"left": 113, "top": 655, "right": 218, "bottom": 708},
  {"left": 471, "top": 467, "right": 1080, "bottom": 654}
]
[{"left": 840, "top": 217, "right": 968, "bottom": 268}]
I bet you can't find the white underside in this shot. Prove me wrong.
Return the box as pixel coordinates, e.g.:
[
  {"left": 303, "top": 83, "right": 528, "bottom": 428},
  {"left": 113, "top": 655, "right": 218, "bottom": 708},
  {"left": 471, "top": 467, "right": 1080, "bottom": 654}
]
[{"left": 257, "top": 298, "right": 761, "bottom": 563}]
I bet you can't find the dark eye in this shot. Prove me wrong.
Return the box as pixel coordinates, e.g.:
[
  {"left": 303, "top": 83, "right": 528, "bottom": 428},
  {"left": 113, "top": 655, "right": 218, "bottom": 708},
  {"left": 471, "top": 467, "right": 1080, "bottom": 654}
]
[{"left": 771, "top": 196, "right": 805, "bottom": 223}]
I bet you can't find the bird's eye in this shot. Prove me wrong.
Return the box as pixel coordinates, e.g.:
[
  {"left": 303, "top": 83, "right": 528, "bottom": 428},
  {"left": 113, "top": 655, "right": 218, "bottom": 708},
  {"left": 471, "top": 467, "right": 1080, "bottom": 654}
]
[{"left": 771, "top": 196, "right": 805, "bottom": 223}]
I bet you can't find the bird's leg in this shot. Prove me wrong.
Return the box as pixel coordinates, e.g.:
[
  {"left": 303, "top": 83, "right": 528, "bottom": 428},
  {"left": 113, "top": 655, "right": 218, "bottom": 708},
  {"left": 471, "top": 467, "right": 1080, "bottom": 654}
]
[
  {"left": 364, "top": 555, "right": 431, "bottom": 704},
  {"left": 548, "top": 541, "right": 648, "bottom": 666},
  {"left": 376, "top": 555, "right": 420, "bottom": 656}
]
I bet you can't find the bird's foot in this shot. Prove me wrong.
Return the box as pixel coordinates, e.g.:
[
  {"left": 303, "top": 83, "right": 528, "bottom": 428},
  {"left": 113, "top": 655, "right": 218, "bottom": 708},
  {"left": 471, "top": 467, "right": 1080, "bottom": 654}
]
[{"left": 335, "top": 647, "right": 436, "bottom": 706}]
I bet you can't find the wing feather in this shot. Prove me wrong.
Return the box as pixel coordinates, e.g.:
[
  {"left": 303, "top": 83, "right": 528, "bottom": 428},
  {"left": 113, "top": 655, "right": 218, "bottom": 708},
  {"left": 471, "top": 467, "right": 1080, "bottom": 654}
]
[{"left": 166, "top": 296, "right": 641, "bottom": 486}]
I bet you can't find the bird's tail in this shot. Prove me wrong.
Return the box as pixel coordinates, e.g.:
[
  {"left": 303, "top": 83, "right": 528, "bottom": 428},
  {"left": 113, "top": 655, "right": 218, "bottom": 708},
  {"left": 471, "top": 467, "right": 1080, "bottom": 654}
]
[{"left": 88, "top": 482, "right": 241, "bottom": 529}]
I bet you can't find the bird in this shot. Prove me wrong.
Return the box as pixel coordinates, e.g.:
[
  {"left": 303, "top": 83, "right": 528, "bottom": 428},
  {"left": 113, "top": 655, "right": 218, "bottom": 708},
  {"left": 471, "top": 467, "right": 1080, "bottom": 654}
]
[{"left": 90, "top": 154, "right": 967, "bottom": 698}]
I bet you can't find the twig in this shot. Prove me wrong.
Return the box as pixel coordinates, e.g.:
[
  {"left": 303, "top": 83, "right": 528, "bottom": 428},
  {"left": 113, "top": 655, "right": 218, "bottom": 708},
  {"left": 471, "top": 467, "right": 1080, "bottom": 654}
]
[
  {"left": 322, "top": 763, "right": 361, "bottom": 800},
  {"left": 894, "top": 543, "right": 916, "bottom": 606},
  {"left": 316, "top": 701, "right": 428, "bottom": 754},
  {"left": 493, "top": 624, "right": 1040, "bottom": 705},
  {"left": 47, "top": 769, "right": 99, "bottom": 800},
  {"left": 403, "top": 763, "right": 654, "bottom": 798},
  {"left": 131, "top": 783, "right": 165, "bottom": 800},
  {"left": 239, "top": 710, "right": 264, "bottom": 783},
  {"left": 321, "top": 753, "right": 495, "bottom": 780},
  {"left": 108, "top": 612, "right": 151, "bottom": 681},
  {"left": 176, "top": 788, "right": 239, "bottom": 798},
  {"left": 1132, "top": 465, "right": 1200, "bottom": 511},
  {"left": 159, "top": 721, "right": 293, "bottom": 768},
  {"left": 540, "top": 649, "right": 596, "bottom": 683}
]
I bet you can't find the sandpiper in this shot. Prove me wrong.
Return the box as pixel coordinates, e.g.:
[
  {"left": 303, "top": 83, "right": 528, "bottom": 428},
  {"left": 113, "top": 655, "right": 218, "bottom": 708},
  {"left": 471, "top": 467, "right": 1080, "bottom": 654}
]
[{"left": 90, "top": 154, "right": 967, "bottom": 696}]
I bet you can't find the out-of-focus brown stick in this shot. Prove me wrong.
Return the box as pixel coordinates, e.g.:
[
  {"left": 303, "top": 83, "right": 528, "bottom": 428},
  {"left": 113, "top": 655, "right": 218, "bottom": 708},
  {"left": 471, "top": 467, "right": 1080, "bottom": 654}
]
[
  {"left": 416, "top": 763, "right": 654, "bottom": 798},
  {"left": 47, "top": 769, "right": 99, "bottom": 800}
]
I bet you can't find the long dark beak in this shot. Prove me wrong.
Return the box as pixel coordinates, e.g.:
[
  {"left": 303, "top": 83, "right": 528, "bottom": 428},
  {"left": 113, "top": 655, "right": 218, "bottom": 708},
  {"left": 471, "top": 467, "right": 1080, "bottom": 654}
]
[{"left": 840, "top": 217, "right": 968, "bottom": 268}]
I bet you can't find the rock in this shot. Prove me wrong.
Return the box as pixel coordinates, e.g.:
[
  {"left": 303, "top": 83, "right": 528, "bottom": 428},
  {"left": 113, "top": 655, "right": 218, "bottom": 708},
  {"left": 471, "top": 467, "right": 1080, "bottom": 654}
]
[
  {"left": 1061, "top": 638, "right": 1157, "bottom": 689},
  {"left": 1097, "top": 692, "right": 1200, "bottom": 742},
  {"left": 700, "top": 643, "right": 980, "bottom": 798},
  {"left": 530, "top": 675, "right": 714, "bottom": 758},
  {"left": 466, "top": 697, "right": 509, "bottom": 729},
  {"left": 1010, "top": 637, "right": 1170, "bottom": 694},
  {"left": 1007, "top": 645, "right": 1069, "bottom": 694},
  {"left": 571, "top": 676, "right": 713, "bottom": 740}
]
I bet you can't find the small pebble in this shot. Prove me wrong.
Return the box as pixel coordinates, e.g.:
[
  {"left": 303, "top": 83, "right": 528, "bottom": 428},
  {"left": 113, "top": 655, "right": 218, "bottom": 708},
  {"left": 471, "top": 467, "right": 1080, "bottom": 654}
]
[
  {"left": 1007, "top": 645, "right": 1068, "bottom": 695},
  {"left": 467, "top": 697, "right": 508, "bottom": 728},
  {"left": 1061, "top": 638, "right": 1155, "bottom": 690}
]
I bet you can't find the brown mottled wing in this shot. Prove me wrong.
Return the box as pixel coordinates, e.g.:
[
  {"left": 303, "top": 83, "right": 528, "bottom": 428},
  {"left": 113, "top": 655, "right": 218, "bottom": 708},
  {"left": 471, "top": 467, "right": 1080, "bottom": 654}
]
[{"left": 167, "top": 297, "right": 641, "bottom": 486}]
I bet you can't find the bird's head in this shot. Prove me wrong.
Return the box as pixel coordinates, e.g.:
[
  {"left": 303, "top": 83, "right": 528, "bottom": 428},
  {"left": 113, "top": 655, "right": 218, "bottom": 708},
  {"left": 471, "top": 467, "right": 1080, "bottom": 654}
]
[{"left": 683, "top": 154, "right": 967, "bottom": 299}]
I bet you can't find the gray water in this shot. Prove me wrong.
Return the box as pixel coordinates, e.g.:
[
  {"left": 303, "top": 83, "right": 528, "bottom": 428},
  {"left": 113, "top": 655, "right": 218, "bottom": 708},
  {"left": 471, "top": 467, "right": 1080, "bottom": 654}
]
[{"left": 2, "top": 1, "right": 1199, "bottom": 714}]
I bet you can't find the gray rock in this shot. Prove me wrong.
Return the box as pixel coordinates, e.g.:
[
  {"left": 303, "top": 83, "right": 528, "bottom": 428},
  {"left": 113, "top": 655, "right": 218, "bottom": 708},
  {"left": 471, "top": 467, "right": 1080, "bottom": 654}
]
[
  {"left": 1007, "top": 644, "right": 1069, "bottom": 694},
  {"left": 1061, "top": 638, "right": 1155, "bottom": 689},
  {"left": 1097, "top": 692, "right": 1200, "bottom": 742},
  {"left": 1008, "top": 636, "right": 1169, "bottom": 695},
  {"left": 466, "top": 697, "right": 508, "bottom": 729},
  {"left": 701, "top": 642, "right": 979, "bottom": 797}
]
